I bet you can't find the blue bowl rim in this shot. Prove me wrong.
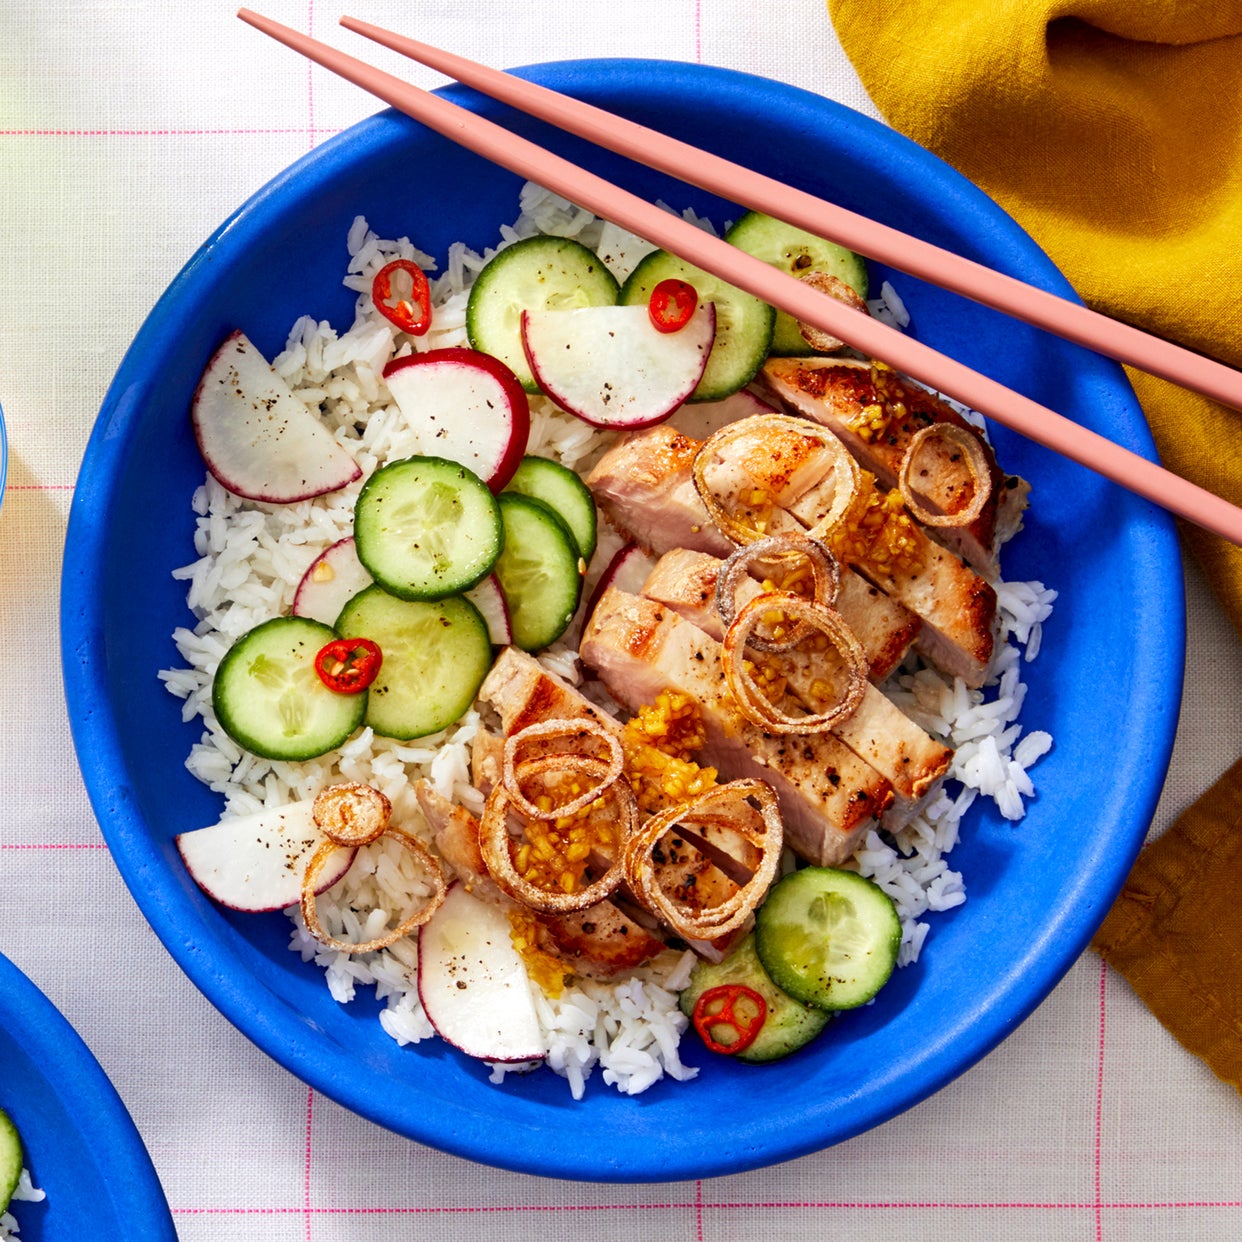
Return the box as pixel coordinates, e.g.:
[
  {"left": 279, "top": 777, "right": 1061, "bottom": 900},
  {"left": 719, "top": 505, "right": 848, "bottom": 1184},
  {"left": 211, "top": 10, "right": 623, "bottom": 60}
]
[
  {"left": 0, "top": 951, "right": 176, "bottom": 1239},
  {"left": 60, "top": 57, "right": 1184, "bottom": 1181}
]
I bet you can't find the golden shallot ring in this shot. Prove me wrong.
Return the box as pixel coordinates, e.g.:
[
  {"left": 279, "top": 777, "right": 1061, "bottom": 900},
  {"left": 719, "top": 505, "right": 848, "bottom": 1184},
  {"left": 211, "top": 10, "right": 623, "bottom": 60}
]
[
  {"left": 722, "top": 591, "right": 868, "bottom": 734},
  {"left": 312, "top": 781, "right": 391, "bottom": 847},
  {"left": 501, "top": 718, "right": 624, "bottom": 821},
  {"left": 714, "top": 532, "right": 840, "bottom": 653},
  {"left": 624, "top": 779, "right": 783, "bottom": 941},
  {"left": 480, "top": 759, "right": 638, "bottom": 914},
  {"left": 795, "top": 271, "right": 870, "bottom": 353},
  {"left": 898, "top": 421, "right": 993, "bottom": 528},
  {"left": 691, "top": 414, "right": 861, "bottom": 548},
  {"left": 299, "top": 825, "right": 446, "bottom": 955}
]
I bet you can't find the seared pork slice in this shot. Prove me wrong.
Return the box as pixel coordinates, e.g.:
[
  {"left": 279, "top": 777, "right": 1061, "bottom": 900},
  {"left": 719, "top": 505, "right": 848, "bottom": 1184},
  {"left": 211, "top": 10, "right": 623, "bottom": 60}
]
[
  {"left": 413, "top": 779, "right": 506, "bottom": 905},
  {"left": 580, "top": 587, "right": 892, "bottom": 866},
  {"left": 586, "top": 425, "right": 919, "bottom": 680},
  {"left": 759, "top": 357, "right": 1030, "bottom": 577},
  {"left": 470, "top": 729, "right": 504, "bottom": 796},
  {"left": 478, "top": 647, "right": 754, "bottom": 925},
  {"left": 641, "top": 549, "right": 953, "bottom": 802},
  {"left": 585, "top": 424, "right": 733, "bottom": 558},
  {"left": 702, "top": 418, "right": 997, "bottom": 686}
]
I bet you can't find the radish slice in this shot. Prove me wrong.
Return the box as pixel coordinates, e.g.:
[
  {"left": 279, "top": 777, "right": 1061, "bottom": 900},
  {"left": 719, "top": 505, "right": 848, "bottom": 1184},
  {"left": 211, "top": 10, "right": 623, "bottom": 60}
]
[
  {"left": 417, "top": 883, "right": 546, "bottom": 1063},
  {"left": 291, "top": 537, "right": 374, "bottom": 626},
  {"left": 521, "top": 302, "right": 716, "bottom": 429},
  {"left": 584, "top": 543, "right": 658, "bottom": 622},
  {"left": 382, "top": 347, "right": 530, "bottom": 492},
  {"left": 667, "top": 388, "right": 779, "bottom": 440},
  {"left": 176, "top": 800, "right": 355, "bottom": 913},
  {"left": 464, "top": 573, "right": 513, "bottom": 646},
  {"left": 191, "top": 330, "right": 362, "bottom": 503}
]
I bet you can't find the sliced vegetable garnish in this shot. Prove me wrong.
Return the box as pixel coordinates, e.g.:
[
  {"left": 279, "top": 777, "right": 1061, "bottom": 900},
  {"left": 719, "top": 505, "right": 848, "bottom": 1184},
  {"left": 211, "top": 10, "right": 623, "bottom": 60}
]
[
  {"left": 313, "top": 637, "right": 382, "bottom": 694},
  {"left": 691, "top": 414, "right": 861, "bottom": 548},
  {"left": 372, "top": 258, "right": 432, "bottom": 335},
  {"left": 722, "top": 590, "right": 868, "bottom": 735},
  {"left": 691, "top": 983, "right": 768, "bottom": 1054},
  {"left": 299, "top": 782, "right": 446, "bottom": 954},
  {"left": 714, "top": 533, "right": 840, "bottom": 654},
  {"left": 795, "top": 270, "right": 870, "bottom": 353},
  {"left": 898, "top": 421, "right": 993, "bottom": 527},
  {"left": 648, "top": 277, "right": 698, "bottom": 333},
  {"left": 623, "top": 778, "right": 783, "bottom": 941},
  {"left": 501, "top": 717, "right": 624, "bottom": 821},
  {"left": 480, "top": 753, "right": 637, "bottom": 914}
]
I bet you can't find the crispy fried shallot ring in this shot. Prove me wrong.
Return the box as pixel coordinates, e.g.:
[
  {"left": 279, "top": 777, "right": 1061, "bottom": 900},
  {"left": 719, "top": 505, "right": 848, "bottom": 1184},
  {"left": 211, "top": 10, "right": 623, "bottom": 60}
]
[
  {"left": 481, "top": 755, "right": 638, "bottom": 914},
  {"left": 501, "top": 717, "right": 624, "bottom": 821},
  {"left": 898, "top": 421, "right": 993, "bottom": 528},
  {"left": 714, "top": 533, "right": 840, "bottom": 654},
  {"left": 691, "top": 414, "right": 861, "bottom": 548},
  {"left": 795, "top": 270, "right": 870, "bottom": 353},
  {"left": 722, "top": 591, "right": 869, "bottom": 734},
  {"left": 300, "top": 783, "right": 446, "bottom": 955},
  {"left": 624, "top": 779, "right": 783, "bottom": 941}
]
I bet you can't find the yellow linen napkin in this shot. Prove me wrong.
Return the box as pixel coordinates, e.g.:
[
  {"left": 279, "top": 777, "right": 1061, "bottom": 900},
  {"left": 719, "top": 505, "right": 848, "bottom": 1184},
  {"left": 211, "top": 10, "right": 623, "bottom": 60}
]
[{"left": 828, "top": 0, "right": 1242, "bottom": 1087}]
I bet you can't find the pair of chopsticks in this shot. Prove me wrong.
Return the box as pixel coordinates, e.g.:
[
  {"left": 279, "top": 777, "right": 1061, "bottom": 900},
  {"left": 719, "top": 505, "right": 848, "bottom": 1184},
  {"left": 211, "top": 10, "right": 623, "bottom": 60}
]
[{"left": 238, "top": 9, "right": 1242, "bottom": 546}]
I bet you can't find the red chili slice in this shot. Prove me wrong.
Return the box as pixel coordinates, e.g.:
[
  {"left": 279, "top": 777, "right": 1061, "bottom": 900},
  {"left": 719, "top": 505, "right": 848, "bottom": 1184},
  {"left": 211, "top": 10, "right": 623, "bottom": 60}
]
[
  {"left": 313, "top": 638, "right": 383, "bottom": 694},
  {"left": 691, "top": 983, "right": 768, "bottom": 1054},
  {"left": 648, "top": 278, "right": 699, "bottom": 333},
  {"left": 372, "top": 259, "right": 432, "bottom": 335}
]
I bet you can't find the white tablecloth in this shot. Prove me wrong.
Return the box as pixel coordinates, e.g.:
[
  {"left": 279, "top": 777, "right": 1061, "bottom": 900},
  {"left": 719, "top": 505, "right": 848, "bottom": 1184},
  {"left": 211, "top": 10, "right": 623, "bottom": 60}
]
[{"left": 2, "top": 1, "right": 1240, "bottom": 1238}]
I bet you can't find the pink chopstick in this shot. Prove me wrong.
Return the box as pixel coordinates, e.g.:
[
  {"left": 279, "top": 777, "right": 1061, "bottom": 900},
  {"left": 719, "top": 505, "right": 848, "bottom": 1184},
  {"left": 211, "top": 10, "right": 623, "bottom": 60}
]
[
  {"left": 340, "top": 14, "right": 1242, "bottom": 419},
  {"left": 237, "top": 9, "right": 1242, "bottom": 547}
]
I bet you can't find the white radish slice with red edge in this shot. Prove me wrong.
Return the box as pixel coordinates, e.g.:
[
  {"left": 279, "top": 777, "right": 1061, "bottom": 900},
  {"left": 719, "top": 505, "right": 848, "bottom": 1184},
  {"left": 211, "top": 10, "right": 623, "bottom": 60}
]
[
  {"left": 667, "top": 388, "right": 779, "bottom": 440},
  {"left": 176, "top": 800, "right": 355, "bottom": 914},
  {"left": 191, "top": 330, "right": 362, "bottom": 503},
  {"left": 382, "top": 347, "right": 530, "bottom": 492},
  {"left": 291, "top": 537, "right": 374, "bottom": 627},
  {"left": 521, "top": 302, "right": 716, "bottom": 429},
  {"left": 584, "top": 543, "right": 658, "bottom": 622},
  {"left": 417, "top": 882, "right": 545, "bottom": 1063},
  {"left": 464, "top": 573, "right": 513, "bottom": 646}
]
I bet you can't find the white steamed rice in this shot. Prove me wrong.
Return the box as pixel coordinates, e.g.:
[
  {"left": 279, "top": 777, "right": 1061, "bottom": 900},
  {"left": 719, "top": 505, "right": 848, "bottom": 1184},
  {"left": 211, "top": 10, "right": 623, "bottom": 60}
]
[
  {"left": 160, "top": 183, "right": 1056, "bottom": 1097},
  {"left": 1, "top": 1170, "right": 45, "bottom": 1240}
]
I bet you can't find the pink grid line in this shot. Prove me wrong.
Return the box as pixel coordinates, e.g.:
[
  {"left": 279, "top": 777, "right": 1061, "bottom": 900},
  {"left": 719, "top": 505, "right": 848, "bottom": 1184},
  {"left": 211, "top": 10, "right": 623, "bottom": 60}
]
[{"left": 0, "top": 128, "right": 330, "bottom": 137}]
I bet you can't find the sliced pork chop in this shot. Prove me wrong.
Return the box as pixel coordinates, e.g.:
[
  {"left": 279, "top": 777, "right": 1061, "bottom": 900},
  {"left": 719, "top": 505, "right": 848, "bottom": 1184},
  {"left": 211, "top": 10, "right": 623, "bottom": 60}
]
[
  {"left": 586, "top": 424, "right": 920, "bottom": 681},
  {"left": 758, "top": 357, "right": 1030, "bottom": 577},
  {"left": 580, "top": 586, "right": 893, "bottom": 866},
  {"left": 640, "top": 548, "right": 953, "bottom": 803}
]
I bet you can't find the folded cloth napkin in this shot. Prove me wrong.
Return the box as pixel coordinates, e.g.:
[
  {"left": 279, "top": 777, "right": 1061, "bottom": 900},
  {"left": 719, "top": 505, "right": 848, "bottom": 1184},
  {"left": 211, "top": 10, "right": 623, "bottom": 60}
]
[{"left": 828, "top": 0, "right": 1242, "bottom": 1088}]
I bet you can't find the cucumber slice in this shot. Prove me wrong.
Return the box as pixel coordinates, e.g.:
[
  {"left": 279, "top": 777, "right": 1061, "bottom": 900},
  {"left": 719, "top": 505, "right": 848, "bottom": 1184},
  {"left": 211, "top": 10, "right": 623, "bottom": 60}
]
[
  {"left": 678, "top": 933, "right": 830, "bottom": 1063},
  {"left": 212, "top": 617, "right": 366, "bottom": 761},
  {"left": 335, "top": 585, "right": 492, "bottom": 740},
  {"left": 353, "top": 456, "right": 503, "bottom": 601},
  {"left": 0, "top": 1107, "right": 21, "bottom": 1212},
  {"left": 725, "top": 211, "right": 869, "bottom": 357},
  {"left": 754, "top": 867, "right": 901, "bottom": 1011},
  {"left": 493, "top": 492, "right": 582, "bottom": 651},
  {"left": 503, "top": 455, "right": 597, "bottom": 562},
  {"left": 619, "top": 249, "right": 774, "bottom": 401},
  {"left": 466, "top": 236, "right": 620, "bottom": 392}
]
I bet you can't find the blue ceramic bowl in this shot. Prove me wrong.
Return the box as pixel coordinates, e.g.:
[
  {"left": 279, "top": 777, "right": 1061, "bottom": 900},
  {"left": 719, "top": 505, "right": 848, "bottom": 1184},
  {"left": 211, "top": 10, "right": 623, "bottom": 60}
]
[
  {"left": 0, "top": 952, "right": 175, "bottom": 1240},
  {"left": 60, "top": 60, "right": 1183, "bottom": 1181},
  {"left": 0, "top": 400, "right": 8, "bottom": 510}
]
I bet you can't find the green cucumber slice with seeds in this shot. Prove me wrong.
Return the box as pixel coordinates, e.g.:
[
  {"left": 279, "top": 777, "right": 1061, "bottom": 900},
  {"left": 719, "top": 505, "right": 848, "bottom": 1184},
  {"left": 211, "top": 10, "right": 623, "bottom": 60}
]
[
  {"left": 725, "top": 211, "right": 869, "bottom": 357},
  {"left": 466, "top": 235, "right": 620, "bottom": 392},
  {"left": 353, "top": 456, "right": 503, "bottom": 602},
  {"left": 336, "top": 586, "right": 492, "bottom": 740},
  {"left": 503, "top": 455, "right": 598, "bottom": 562},
  {"left": 0, "top": 1107, "right": 21, "bottom": 1212},
  {"left": 678, "top": 933, "right": 830, "bottom": 1063},
  {"left": 619, "top": 248, "right": 774, "bottom": 401},
  {"left": 754, "top": 866, "right": 901, "bottom": 1011},
  {"left": 212, "top": 617, "right": 366, "bottom": 761},
  {"left": 493, "top": 492, "right": 583, "bottom": 652}
]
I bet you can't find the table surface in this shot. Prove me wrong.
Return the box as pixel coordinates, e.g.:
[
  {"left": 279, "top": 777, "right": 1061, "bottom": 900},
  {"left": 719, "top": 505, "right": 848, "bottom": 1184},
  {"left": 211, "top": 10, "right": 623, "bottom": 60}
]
[{"left": 3, "top": 2, "right": 1240, "bottom": 1239}]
